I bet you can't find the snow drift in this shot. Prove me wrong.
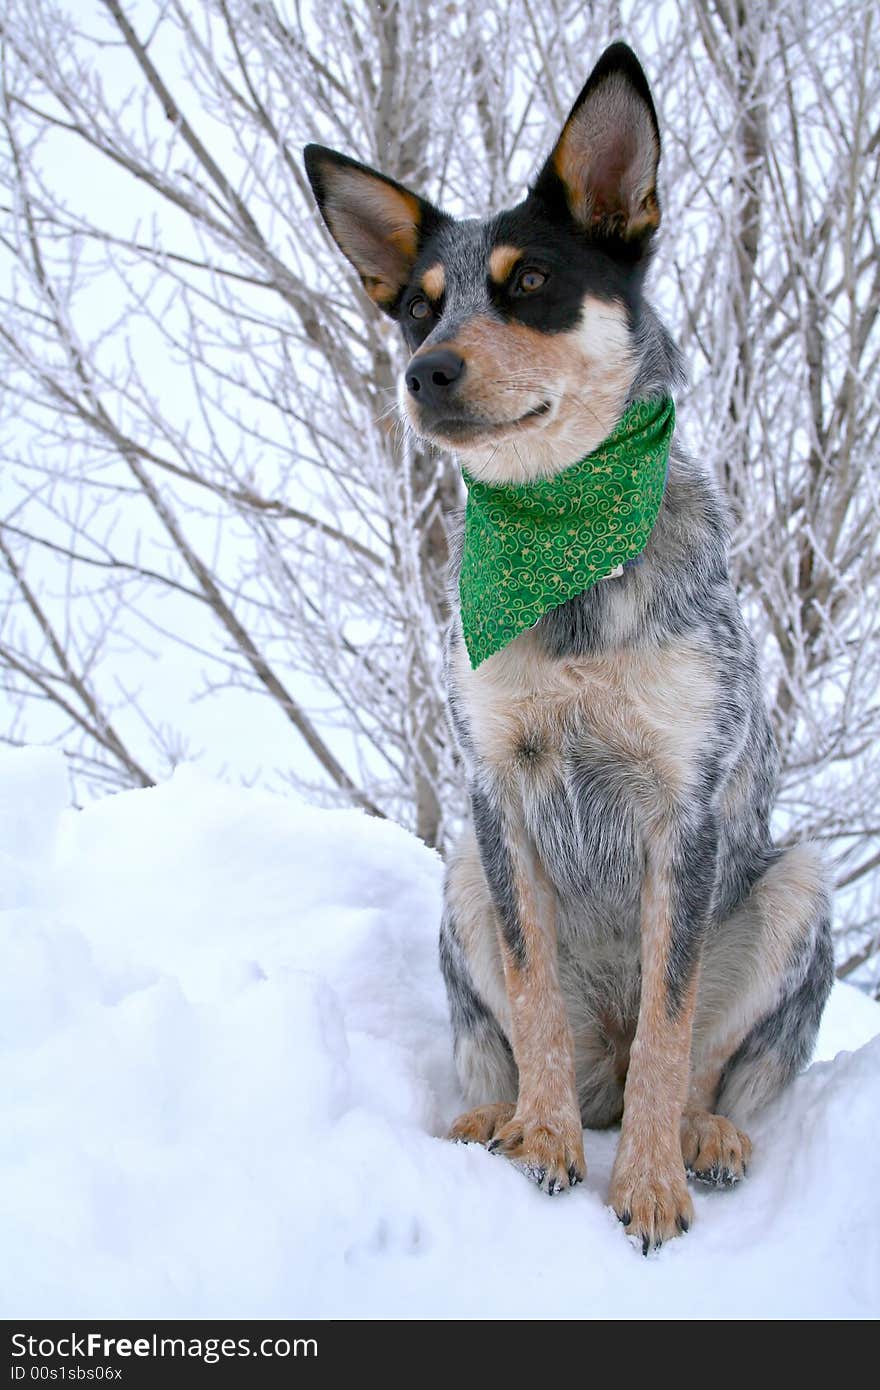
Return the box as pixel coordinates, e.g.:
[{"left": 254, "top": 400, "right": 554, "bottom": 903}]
[{"left": 1, "top": 746, "right": 878, "bottom": 1319}]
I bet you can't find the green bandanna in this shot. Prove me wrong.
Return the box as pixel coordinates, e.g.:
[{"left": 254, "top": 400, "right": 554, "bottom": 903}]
[{"left": 459, "top": 395, "right": 675, "bottom": 668}]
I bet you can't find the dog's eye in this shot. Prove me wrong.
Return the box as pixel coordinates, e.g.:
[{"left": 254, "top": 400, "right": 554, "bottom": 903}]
[
  {"left": 513, "top": 268, "right": 548, "bottom": 294},
  {"left": 409, "top": 296, "right": 430, "bottom": 320}
]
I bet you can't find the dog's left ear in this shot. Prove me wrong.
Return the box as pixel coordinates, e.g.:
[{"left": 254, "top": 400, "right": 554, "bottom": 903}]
[
  {"left": 533, "top": 42, "right": 661, "bottom": 249},
  {"left": 303, "top": 145, "right": 441, "bottom": 314}
]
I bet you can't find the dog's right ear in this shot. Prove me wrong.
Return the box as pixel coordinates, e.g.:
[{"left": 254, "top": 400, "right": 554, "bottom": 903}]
[
  {"left": 532, "top": 43, "right": 661, "bottom": 253},
  {"left": 304, "top": 146, "right": 441, "bottom": 315}
]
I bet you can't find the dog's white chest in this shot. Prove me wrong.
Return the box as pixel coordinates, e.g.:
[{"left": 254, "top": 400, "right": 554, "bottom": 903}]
[{"left": 452, "top": 624, "right": 718, "bottom": 800}]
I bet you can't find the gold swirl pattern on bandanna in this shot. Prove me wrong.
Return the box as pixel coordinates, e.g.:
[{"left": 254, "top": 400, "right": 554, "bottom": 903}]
[{"left": 459, "top": 396, "right": 675, "bottom": 668}]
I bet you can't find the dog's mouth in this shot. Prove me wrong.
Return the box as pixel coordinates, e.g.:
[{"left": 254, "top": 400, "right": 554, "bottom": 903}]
[{"left": 420, "top": 399, "right": 553, "bottom": 447}]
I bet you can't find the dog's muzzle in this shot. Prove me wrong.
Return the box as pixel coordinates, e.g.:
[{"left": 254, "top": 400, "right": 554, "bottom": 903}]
[{"left": 404, "top": 348, "right": 465, "bottom": 416}]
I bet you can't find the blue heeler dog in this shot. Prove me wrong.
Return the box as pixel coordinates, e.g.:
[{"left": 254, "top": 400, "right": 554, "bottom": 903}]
[{"left": 304, "top": 42, "right": 834, "bottom": 1252}]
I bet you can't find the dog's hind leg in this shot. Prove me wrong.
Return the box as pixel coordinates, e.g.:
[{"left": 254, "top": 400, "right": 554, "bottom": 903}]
[
  {"left": 684, "top": 842, "right": 834, "bottom": 1184},
  {"left": 440, "top": 828, "right": 518, "bottom": 1115}
]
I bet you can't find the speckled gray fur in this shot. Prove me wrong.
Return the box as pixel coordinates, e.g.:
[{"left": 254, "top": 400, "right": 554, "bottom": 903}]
[{"left": 439, "top": 298, "right": 834, "bottom": 1129}]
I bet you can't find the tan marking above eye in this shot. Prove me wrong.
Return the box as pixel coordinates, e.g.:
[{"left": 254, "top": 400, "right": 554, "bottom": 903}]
[
  {"left": 421, "top": 262, "right": 445, "bottom": 299},
  {"left": 488, "top": 244, "right": 523, "bottom": 284}
]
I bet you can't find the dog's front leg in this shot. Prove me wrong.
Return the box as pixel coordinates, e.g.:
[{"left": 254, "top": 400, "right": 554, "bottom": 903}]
[
  {"left": 468, "top": 785, "right": 586, "bottom": 1193},
  {"left": 610, "top": 815, "right": 718, "bottom": 1249}
]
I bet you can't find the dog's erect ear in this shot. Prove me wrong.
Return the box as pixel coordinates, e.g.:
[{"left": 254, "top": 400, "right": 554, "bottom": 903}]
[
  {"left": 533, "top": 43, "right": 661, "bottom": 248},
  {"left": 304, "top": 145, "right": 440, "bottom": 314}
]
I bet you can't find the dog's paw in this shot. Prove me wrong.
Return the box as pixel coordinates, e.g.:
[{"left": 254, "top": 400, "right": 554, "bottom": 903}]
[
  {"left": 609, "top": 1156, "right": 694, "bottom": 1254},
  {"left": 448, "top": 1102, "right": 516, "bottom": 1146},
  {"left": 485, "top": 1108, "right": 586, "bottom": 1195},
  {"left": 681, "top": 1109, "right": 752, "bottom": 1187}
]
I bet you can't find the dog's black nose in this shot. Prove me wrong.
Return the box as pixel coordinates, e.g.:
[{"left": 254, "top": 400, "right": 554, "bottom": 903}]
[{"left": 405, "top": 349, "right": 465, "bottom": 411}]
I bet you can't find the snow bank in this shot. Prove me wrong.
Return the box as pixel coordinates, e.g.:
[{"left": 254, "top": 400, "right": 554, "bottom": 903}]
[{"left": 1, "top": 746, "right": 878, "bottom": 1319}]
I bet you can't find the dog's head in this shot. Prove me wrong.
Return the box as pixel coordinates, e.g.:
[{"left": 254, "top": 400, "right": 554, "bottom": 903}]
[{"left": 304, "top": 43, "right": 661, "bottom": 482}]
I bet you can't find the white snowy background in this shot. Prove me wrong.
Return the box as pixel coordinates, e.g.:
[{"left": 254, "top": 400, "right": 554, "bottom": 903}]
[{"left": 2, "top": 745, "right": 878, "bottom": 1319}]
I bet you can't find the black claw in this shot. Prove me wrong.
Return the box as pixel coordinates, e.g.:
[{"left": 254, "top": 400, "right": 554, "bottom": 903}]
[
  {"left": 568, "top": 1164, "right": 581, "bottom": 1186},
  {"left": 677, "top": 1215, "right": 690, "bottom": 1233},
  {"left": 619, "top": 1208, "right": 632, "bottom": 1227},
  {"left": 487, "top": 1139, "right": 501, "bottom": 1153},
  {"left": 642, "top": 1234, "right": 650, "bottom": 1256},
  {"left": 548, "top": 1177, "right": 559, "bottom": 1196}
]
